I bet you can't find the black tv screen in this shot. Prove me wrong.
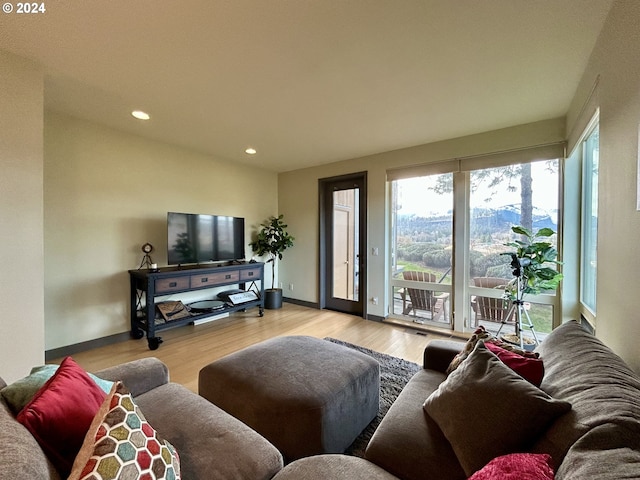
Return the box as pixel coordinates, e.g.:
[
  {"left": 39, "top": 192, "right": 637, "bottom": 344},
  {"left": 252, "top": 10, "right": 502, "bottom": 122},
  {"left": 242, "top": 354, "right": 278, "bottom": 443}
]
[{"left": 167, "top": 212, "right": 245, "bottom": 265}]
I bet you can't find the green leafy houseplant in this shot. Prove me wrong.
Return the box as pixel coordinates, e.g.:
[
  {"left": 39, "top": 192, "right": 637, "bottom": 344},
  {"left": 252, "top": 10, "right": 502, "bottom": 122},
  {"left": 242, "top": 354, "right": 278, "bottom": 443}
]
[
  {"left": 249, "top": 215, "right": 295, "bottom": 291},
  {"left": 501, "top": 225, "right": 563, "bottom": 346},
  {"left": 502, "top": 226, "right": 563, "bottom": 299}
]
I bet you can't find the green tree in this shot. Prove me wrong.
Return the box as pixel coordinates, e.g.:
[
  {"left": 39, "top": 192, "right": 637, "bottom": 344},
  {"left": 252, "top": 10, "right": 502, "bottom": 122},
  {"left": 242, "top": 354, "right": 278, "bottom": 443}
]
[{"left": 431, "top": 163, "right": 534, "bottom": 231}]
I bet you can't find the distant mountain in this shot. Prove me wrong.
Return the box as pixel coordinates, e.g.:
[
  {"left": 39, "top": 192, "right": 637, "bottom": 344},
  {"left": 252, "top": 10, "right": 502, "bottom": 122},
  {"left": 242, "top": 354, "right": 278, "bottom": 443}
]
[
  {"left": 397, "top": 204, "right": 557, "bottom": 234},
  {"left": 487, "top": 204, "right": 557, "bottom": 230}
]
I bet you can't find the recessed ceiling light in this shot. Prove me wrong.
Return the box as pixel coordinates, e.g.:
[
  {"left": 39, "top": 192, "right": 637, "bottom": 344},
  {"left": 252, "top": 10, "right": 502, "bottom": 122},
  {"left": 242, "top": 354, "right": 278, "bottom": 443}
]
[
  {"left": 131, "top": 110, "right": 150, "bottom": 120},
  {"left": 245, "top": 147, "right": 257, "bottom": 155}
]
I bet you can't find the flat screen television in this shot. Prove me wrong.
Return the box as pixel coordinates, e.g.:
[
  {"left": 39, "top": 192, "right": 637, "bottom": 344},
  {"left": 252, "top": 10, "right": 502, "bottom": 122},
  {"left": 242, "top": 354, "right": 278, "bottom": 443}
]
[{"left": 167, "top": 212, "right": 245, "bottom": 265}]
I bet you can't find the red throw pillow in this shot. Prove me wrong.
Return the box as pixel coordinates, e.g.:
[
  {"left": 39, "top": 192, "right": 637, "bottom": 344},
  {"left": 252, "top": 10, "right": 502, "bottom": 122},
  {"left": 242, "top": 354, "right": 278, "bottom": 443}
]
[
  {"left": 468, "top": 453, "right": 555, "bottom": 480},
  {"left": 485, "top": 342, "right": 544, "bottom": 386},
  {"left": 16, "top": 356, "right": 107, "bottom": 477}
]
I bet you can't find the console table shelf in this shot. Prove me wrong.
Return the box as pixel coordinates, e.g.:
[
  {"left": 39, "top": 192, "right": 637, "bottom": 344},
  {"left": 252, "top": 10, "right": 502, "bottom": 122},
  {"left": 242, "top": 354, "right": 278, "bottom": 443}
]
[{"left": 128, "top": 262, "right": 265, "bottom": 350}]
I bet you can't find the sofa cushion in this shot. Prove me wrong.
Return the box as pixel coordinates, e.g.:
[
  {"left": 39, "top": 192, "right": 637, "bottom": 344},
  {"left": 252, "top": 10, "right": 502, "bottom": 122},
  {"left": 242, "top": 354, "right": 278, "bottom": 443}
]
[
  {"left": 16, "top": 356, "right": 107, "bottom": 477},
  {"left": 1, "top": 364, "right": 113, "bottom": 415},
  {"left": 69, "top": 381, "right": 180, "bottom": 480},
  {"left": 424, "top": 341, "right": 571, "bottom": 477},
  {"left": 485, "top": 341, "right": 544, "bottom": 386},
  {"left": 94, "top": 357, "right": 169, "bottom": 398},
  {"left": 272, "top": 455, "right": 400, "bottom": 479},
  {"left": 554, "top": 422, "right": 640, "bottom": 480},
  {"left": 365, "top": 368, "right": 466, "bottom": 480},
  {"left": 531, "top": 320, "right": 640, "bottom": 479},
  {"left": 134, "top": 382, "right": 283, "bottom": 480},
  {"left": 0, "top": 399, "right": 61, "bottom": 480},
  {"left": 468, "top": 453, "right": 554, "bottom": 480}
]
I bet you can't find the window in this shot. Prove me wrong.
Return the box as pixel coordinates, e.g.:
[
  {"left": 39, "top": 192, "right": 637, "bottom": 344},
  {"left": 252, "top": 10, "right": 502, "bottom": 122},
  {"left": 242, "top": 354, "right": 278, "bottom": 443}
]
[
  {"left": 388, "top": 144, "right": 564, "bottom": 336},
  {"left": 468, "top": 161, "right": 560, "bottom": 334},
  {"left": 580, "top": 123, "right": 599, "bottom": 316},
  {"left": 390, "top": 174, "right": 453, "bottom": 327}
]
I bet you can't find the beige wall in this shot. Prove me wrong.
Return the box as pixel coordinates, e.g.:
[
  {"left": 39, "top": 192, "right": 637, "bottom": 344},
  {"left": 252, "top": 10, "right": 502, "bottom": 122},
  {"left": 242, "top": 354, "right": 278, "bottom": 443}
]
[
  {"left": 278, "top": 118, "right": 565, "bottom": 318},
  {"left": 0, "top": 51, "right": 45, "bottom": 383},
  {"left": 44, "top": 111, "right": 278, "bottom": 350},
  {"left": 4, "top": 0, "right": 640, "bottom": 375},
  {"left": 279, "top": 0, "right": 640, "bottom": 374},
  {"left": 566, "top": 0, "right": 640, "bottom": 373}
]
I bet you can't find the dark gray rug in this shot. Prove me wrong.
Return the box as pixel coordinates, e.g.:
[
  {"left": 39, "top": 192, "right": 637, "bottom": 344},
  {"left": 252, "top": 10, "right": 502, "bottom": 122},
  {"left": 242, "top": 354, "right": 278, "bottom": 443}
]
[{"left": 324, "top": 338, "right": 422, "bottom": 458}]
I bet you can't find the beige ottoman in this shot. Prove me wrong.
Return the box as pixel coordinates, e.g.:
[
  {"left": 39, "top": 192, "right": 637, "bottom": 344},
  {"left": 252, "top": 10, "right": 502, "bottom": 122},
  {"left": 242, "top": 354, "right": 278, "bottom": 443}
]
[{"left": 199, "top": 336, "right": 380, "bottom": 462}]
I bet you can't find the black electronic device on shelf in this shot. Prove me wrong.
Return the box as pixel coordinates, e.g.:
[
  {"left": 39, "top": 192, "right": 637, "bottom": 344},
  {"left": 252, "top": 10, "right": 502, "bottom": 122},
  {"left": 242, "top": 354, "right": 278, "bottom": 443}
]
[
  {"left": 167, "top": 212, "right": 245, "bottom": 266},
  {"left": 189, "top": 300, "right": 226, "bottom": 313}
]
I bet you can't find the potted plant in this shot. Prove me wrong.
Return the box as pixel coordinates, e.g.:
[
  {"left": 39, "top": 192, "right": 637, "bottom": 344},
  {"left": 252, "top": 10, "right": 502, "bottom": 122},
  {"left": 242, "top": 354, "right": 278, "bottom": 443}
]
[
  {"left": 249, "top": 214, "right": 295, "bottom": 309},
  {"left": 501, "top": 225, "right": 563, "bottom": 348}
]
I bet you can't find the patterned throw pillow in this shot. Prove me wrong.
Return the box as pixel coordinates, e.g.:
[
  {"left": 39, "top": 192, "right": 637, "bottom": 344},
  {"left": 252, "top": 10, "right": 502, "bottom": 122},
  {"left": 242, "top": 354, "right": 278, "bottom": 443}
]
[
  {"left": 69, "top": 381, "right": 181, "bottom": 480},
  {"left": 446, "top": 326, "right": 540, "bottom": 374}
]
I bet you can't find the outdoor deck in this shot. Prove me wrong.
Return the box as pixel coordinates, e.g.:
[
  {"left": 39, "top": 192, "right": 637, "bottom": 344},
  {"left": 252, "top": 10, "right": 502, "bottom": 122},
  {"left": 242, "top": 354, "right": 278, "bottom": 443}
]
[{"left": 391, "top": 292, "right": 548, "bottom": 344}]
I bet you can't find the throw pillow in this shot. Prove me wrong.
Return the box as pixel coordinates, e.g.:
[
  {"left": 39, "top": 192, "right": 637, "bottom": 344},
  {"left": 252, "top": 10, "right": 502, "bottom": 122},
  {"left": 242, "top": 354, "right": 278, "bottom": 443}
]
[
  {"left": 446, "top": 326, "right": 539, "bottom": 375},
  {"left": 424, "top": 341, "right": 570, "bottom": 477},
  {"left": 468, "top": 452, "right": 555, "bottom": 480},
  {"left": 69, "top": 381, "right": 181, "bottom": 480},
  {"left": 485, "top": 341, "right": 544, "bottom": 386},
  {"left": 16, "top": 356, "right": 108, "bottom": 477},
  {"left": 1, "top": 364, "right": 113, "bottom": 415}
]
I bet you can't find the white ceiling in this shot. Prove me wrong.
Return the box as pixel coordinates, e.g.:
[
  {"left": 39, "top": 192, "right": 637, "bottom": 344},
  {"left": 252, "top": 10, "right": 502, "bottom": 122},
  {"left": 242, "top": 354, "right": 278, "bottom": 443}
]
[{"left": 0, "top": 1, "right": 613, "bottom": 172}]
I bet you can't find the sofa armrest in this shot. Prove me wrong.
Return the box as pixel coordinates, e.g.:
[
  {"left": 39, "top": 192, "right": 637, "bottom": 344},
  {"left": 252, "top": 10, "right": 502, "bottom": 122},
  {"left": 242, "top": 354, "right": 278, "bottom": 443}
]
[
  {"left": 94, "top": 357, "right": 169, "bottom": 397},
  {"left": 423, "top": 340, "right": 465, "bottom": 373}
]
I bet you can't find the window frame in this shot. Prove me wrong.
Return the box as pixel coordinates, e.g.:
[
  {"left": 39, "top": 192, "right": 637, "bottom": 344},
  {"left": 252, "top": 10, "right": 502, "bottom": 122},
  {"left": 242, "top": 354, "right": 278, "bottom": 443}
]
[{"left": 579, "top": 116, "right": 599, "bottom": 324}]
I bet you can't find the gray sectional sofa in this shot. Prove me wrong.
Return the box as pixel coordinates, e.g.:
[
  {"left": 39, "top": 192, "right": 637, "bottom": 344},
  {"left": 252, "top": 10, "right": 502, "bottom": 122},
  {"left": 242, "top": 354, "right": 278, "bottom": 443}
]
[
  {"left": 0, "top": 357, "right": 283, "bottom": 479},
  {"left": 275, "top": 320, "right": 640, "bottom": 479},
  {"left": 2, "top": 320, "right": 640, "bottom": 479}
]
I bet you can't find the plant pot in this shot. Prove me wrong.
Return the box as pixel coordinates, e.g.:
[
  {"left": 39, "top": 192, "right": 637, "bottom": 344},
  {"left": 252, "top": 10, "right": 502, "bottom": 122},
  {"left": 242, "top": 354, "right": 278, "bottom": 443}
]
[{"left": 264, "top": 288, "right": 283, "bottom": 309}]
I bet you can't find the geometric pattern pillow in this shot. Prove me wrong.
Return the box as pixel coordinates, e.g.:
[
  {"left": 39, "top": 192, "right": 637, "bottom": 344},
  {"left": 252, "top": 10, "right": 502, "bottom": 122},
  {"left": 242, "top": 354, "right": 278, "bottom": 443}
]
[
  {"left": 68, "top": 381, "right": 181, "bottom": 480},
  {"left": 446, "top": 325, "right": 540, "bottom": 374}
]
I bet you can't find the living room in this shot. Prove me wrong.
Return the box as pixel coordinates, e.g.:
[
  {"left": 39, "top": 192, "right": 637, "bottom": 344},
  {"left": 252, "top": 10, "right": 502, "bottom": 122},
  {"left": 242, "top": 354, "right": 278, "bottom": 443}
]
[{"left": 2, "top": 0, "right": 640, "bottom": 388}]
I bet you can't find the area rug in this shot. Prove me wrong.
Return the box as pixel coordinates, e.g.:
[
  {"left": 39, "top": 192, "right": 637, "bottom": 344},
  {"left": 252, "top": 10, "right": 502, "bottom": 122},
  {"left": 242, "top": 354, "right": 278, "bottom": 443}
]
[{"left": 324, "top": 338, "right": 422, "bottom": 458}]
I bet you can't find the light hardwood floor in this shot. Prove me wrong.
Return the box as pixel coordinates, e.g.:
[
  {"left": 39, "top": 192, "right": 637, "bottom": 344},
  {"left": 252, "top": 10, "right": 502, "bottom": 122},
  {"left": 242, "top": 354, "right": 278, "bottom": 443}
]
[{"left": 55, "top": 303, "right": 458, "bottom": 393}]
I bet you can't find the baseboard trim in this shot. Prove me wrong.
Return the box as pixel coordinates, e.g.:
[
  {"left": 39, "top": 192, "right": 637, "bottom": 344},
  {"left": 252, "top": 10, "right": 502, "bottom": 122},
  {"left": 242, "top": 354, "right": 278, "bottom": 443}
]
[
  {"left": 47, "top": 300, "right": 373, "bottom": 360},
  {"left": 45, "top": 331, "right": 132, "bottom": 361},
  {"left": 283, "top": 297, "right": 319, "bottom": 309},
  {"left": 282, "top": 298, "right": 386, "bottom": 322}
]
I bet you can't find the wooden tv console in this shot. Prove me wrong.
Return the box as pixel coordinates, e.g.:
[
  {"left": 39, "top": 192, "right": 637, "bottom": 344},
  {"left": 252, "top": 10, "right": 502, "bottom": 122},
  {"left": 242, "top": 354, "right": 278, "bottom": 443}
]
[{"left": 128, "top": 262, "right": 264, "bottom": 350}]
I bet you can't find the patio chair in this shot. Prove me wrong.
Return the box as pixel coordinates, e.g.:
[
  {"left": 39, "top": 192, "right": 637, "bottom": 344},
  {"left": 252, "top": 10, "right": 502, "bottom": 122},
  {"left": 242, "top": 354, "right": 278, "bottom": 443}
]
[
  {"left": 402, "top": 271, "right": 449, "bottom": 322},
  {"left": 471, "top": 276, "right": 516, "bottom": 327}
]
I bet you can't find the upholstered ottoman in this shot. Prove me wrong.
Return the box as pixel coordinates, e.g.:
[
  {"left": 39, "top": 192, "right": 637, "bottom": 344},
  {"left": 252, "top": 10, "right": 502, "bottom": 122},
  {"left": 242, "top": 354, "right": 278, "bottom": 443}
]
[{"left": 198, "top": 336, "right": 380, "bottom": 461}]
